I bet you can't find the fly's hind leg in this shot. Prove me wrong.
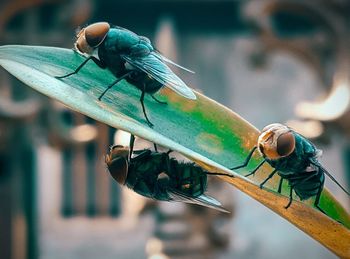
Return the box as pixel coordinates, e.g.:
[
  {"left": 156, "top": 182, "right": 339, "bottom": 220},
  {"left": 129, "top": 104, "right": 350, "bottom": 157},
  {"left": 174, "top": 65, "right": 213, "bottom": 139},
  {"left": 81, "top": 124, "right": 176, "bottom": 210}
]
[
  {"left": 285, "top": 186, "right": 294, "bottom": 209},
  {"left": 56, "top": 56, "right": 106, "bottom": 79},
  {"left": 151, "top": 95, "right": 167, "bottom": 104},
  {"left": 314, "top": 184, "right": 326, "bottom": 215},
  {"left": 140, "top": 85, "right": 154, "bottom": 127}
]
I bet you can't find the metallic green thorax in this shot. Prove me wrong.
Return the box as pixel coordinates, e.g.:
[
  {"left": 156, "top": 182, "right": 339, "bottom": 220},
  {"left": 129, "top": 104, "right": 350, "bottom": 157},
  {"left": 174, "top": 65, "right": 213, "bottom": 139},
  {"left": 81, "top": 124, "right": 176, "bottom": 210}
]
[{"left": 97, "top": 27, "right": 161, "bottom": 93}]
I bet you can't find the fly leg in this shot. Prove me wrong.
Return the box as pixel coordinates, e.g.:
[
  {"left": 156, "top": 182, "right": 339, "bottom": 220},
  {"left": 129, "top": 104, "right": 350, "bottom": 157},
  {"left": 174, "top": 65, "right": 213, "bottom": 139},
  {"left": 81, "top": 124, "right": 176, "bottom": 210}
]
[
  {"left": 153, "top": 143, "right": 158, "bottom": 152},
  {"left": 55, "top": 56, "right": 106, "bottom": 79},
  {"left": 230, "top": 146, "right": 257, "bottom": 170},
  {"left": 140, "top": 85, "right": 154, "bottom": 127},
  {"left": 277, "top": 177, "right": 284, "bottom": 193},
  {"left": 98, "top": 71, "right": 134, "bottom": 100},
  {"left": 244, "top": 160, "right": 266, "bottom": 177},
  {"left": 259, "top": 169, "right": 277, "bottom": 189},
  {"left": 165, "top": 152, "right": 172, "bottom": 173},
  {"left": 151, "top": 95, "right": 167, "bottom": 104},
  {"left": 129, "top": 134, "right": 136, "bottom": 161},
  {"left": 314, "top": 185, "right": 326, "bottom": 215},
  {"left": 285, "top": 171, "right": 318, "bottom": 209},
  {"left": 285, "top": 186, "right": 294, "bottom": 209}
]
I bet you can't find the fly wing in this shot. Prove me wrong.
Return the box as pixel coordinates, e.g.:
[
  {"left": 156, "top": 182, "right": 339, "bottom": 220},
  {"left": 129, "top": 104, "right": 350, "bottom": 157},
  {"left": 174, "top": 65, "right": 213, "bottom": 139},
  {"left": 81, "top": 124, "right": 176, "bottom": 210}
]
[
  {"left": 121, "top": 53, "right": 197, "bottom": 100},
  {"left": 314, "top": 149, "right": 323, "bottom": 159},
  {"left": 153, "top": 52, "right": 195, "bottom": 74},
  {"left": 167, "top": 188, "right": 229, "bottom": 213},
  {"left": 309, "top": 159, "right": 350, "bottom": 196}
]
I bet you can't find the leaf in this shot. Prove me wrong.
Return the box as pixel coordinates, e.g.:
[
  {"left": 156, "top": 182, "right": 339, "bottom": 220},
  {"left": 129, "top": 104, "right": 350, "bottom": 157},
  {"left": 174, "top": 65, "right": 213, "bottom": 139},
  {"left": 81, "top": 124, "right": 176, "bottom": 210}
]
[{"left": 0, "top": 45, "right": 349, "bottom": 257}]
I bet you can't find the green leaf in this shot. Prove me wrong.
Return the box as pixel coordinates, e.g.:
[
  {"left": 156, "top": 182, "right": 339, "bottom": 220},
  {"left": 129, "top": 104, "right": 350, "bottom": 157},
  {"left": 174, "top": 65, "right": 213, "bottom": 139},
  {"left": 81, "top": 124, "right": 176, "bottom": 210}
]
[{"left": 0, "top": 45, "right": 349, "bottom": 257}]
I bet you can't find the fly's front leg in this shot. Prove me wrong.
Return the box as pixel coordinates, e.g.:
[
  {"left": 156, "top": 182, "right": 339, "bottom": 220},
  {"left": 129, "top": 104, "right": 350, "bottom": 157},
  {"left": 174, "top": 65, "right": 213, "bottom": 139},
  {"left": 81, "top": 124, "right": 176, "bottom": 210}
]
[
  {"left": 56, "top": 56, "right": 106, "bottom": 79},
  {"left": 244, "top": 160, "right": 266, "bottom": 177},
  {"left": 259, "top": 169, "right": 277, "bottom": 189},
  {"left": 230, "top": 146, "right": 257, "bottom": 170},
  {"left": 229, "top": 146, "right": 266, "bottom": 178}
]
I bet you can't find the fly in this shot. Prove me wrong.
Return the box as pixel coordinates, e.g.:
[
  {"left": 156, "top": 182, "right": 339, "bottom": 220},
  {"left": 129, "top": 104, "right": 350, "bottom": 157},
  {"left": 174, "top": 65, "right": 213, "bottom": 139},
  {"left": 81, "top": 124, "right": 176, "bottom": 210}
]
[
  {"left": 105, "top": 135, "right": 232, "bottom": 212},
  {"left": 55, "top": 22, "right": 196, "bottom": 127},
  {"left": 230, "top": 123, "right": 350, "bottom": 215}
]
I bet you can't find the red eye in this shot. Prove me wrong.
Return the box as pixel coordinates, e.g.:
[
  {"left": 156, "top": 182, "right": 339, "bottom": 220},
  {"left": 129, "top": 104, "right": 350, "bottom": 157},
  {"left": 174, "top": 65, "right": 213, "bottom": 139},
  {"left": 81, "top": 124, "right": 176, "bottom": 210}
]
[
  {"left": 107, "top": 156, "right": 128, "bottom": 184},
  {"left": 277, "top": 132, "right": 295, "bottom": 157},
  {"left": 105, "top": 145, "right": 129, "bottom": 184},
  {"left": 84, "top": 22, "right": 110, "bottom": 47}
]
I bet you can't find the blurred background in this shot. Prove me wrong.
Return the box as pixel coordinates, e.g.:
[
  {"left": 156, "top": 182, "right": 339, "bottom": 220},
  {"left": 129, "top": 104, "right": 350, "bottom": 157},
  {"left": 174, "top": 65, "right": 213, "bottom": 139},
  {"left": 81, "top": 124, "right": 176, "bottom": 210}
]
[{"left": 0, "top": 0, "right": 349, "bottom": 258}]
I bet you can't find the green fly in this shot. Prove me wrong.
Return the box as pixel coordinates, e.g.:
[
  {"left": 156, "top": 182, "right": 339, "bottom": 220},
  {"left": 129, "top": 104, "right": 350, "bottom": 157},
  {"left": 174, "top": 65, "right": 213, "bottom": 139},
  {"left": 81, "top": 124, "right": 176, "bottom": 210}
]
[
  {"left": 105, "top": 135, "right": 232, "bottom": 212},
  {"left": 231, "top": 123, "right": 350, "bottom": 215},
  {"left": 56, "top": 22, "right": 196, "bottom": 127}
]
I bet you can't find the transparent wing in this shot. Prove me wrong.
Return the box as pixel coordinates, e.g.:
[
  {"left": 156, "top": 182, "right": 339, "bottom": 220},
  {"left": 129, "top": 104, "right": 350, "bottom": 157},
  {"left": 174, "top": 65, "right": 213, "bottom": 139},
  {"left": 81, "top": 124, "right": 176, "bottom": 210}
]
[
  {"left": 153, "top": 52, "right": 195, "bottom": 74},
  {"left": 122, "top": 53, "right": 197, "bottom": 100},
  {"left": 309, "top": 159, "right": 350, "bottom": 196},
  {"left": 314, "top": 149, "right": 323, "bottom": 158},
  {"left": 167, "top": 188, "right": 229, "bottom": 213}
]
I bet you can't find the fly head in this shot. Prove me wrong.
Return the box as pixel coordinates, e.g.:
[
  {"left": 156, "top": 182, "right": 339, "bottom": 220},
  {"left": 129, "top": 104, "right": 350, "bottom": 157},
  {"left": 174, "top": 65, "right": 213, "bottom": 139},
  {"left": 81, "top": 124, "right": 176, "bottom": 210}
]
[
  {"left": 75, "top": 22, "right": 110, "bottom": 55},
  {"left": 258, "top": 123, "right": 295, "bottom": 160}
]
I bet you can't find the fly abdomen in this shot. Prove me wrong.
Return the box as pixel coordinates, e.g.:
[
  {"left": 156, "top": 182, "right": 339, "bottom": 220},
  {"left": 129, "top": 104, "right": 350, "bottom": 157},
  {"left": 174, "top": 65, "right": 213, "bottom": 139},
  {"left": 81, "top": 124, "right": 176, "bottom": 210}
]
[
  {"left": 283, "top": 169, "right": 324, "bottom": 200},
  {"left": 171, "top": 162, "right": 207, "bottom": 197}
]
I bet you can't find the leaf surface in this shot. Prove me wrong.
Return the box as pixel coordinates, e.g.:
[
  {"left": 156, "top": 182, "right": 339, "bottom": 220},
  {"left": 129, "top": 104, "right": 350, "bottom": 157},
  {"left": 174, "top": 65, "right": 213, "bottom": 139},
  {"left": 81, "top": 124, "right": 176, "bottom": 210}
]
[{"left": 0, "top": 45, "right": 349, "bottom": 257}]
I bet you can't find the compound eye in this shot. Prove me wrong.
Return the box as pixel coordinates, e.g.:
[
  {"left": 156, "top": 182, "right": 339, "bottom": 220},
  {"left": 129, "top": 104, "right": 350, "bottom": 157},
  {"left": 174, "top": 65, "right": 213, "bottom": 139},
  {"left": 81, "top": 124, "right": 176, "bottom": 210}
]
[
  {"left": 277, "top": 132, "right": 295, "bottom": 157},
  {"left": 106, "top": 156, "right": 128, "bottom": 185},
  {"left": 84, "top": 22, "right": 110, "bottom": 47}
]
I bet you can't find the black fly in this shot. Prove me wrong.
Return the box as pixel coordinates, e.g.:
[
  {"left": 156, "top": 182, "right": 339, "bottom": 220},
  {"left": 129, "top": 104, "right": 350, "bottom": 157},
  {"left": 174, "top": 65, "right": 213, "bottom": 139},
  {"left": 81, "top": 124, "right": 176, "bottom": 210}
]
[
  {"left": 56, "top": 22, "right": 196, "bottom": 127},
  {"left": 105, "top": 135, "right": 233, "bottom": 212},
  {"left": 230, "top": 123, "right": 350, "bottom": 215}
]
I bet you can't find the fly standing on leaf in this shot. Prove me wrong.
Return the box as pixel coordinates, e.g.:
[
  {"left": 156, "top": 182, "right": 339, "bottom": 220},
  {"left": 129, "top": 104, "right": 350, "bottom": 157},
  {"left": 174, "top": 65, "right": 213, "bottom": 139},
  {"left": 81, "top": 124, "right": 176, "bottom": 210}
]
[
  {"left": 55, "top": 22, "right": 196, "bottom": 127},
  {"left": 105, "top": 135, "right": 233, "bottom": 212},
  {"left": 230, "top": 123, "right": 350, "bottom": 215}
]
